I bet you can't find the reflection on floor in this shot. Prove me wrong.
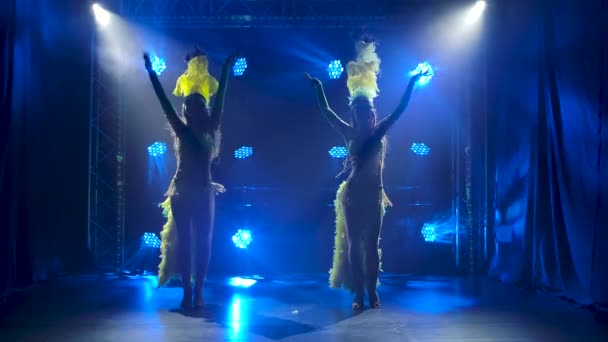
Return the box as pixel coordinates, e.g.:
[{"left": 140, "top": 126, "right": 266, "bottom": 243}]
[{"left": 1, "top": 274, "right": 607, "bottom": 341}]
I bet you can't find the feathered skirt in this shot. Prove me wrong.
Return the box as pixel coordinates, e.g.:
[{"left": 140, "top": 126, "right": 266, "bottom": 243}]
[
  {"left": 329, "top": 180, "right": 392, "bottom": 291},
  {"left": 157, "top": 182, "right": 225, "bottom": 287}
]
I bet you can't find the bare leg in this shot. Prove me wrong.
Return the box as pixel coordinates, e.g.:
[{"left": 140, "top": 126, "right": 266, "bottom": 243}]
[
  {"left": 347, "top": 238, "right": 365, "bottom": 309},
  {"left": 365, "top": 239, "right": 381, "bottom": 308},
  {"left": 344, "top": 198, "right": 365, "bottom": 309},
  {"left": 193, "top": 189, "right": 215, "bottom": 308},
  {"left": 366, "top": 205, "right": 383, "bottom": 308},
  {"left": 171, "top": 195, "right": 193, "bottom": 309}
]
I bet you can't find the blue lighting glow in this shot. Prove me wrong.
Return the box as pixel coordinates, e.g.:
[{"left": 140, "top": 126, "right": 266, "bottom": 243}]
[
  {"left": 233, "top": 58, "right": 247, "bottom": 76},
  {"left": 328, "top": 146, "right": 348, "bottom": 158},
  {"left": 421, "top": 223, "right": 436, "bottom": 242},
  {"left": 148, "top": 141, "right": 167, "bottom": 157},
  {"left": 420, "top": 218, "right": 455, "bottom": 244},
  {"left": 410, "top": 143, "right": 430, "bottom": 156},
  {"left": 143, "top": 232, "right": 161, "bottom": 248},
  {"left": 234, "top": 146, "right": 253, "bottom": 159},
  {"left": 228, "top": 277, "right": 257, "bottom": 288},
  {"left": 410, "top": 62, "right": 434, "bottom": 86},
  {"left": 228, "top": 294, "right": 247, "bottom": 338},
  {"left": 327, "top": 60, "right": 344, "bottom": 80},
  {"left": 151, "top": 55, "right": 167, "bottom": 75},
  {"left": 232, "top": 229, "right": 252, "bottom": 249}
]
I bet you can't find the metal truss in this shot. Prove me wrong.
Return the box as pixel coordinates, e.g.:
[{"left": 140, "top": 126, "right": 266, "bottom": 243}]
[
  {"left": 123, "top": 0, "right": 420, "bottom": 26},
  {"left": 454, "top": 44, "right": 490, "bottom": 275},
  {"left": 88, "top": 35, "right": 127, "bottom": 271}
]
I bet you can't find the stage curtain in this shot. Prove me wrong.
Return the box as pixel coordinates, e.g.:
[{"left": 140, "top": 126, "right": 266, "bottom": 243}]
[
  {"left": 490, "top": 0, "right": 608, "bottom": 306},
  {"left": 1, "top": 0, "right": 93, "bottom": 296},
  {"left": 1, "top": 0, "right": 35, "bottom": 296}
]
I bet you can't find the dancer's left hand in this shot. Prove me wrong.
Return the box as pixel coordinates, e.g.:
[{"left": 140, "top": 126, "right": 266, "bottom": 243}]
[
  {"left": 415, "top": 68, "right": 432, "bottom": 79},
  {"left": 143, "top": 52, "right": 152, "bottom": 70}
]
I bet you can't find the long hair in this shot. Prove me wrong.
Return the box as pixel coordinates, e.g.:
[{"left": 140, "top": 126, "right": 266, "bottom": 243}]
[{"left": 168, "top": 105, "right": 221, "bottom": 165}]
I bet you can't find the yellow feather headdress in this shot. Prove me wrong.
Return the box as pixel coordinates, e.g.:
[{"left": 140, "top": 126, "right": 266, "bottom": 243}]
[
  {"left": 346, "top": 41, "right": 381, "bottom": 103},
  {"left": 172, "top": 55, "right": 219, "bottom": 103}
]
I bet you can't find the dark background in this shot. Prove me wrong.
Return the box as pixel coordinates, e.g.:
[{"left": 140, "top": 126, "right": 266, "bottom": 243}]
[{"left": 2, "top": 0, "right": 607, "bottom": 308}]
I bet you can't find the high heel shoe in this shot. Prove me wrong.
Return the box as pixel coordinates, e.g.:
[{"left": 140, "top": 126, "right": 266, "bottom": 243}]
[
  {"left": 352, "top": 292, "right": 364, "bottom": 310},
  {"left": 369, "top": 291, "right": 381, "bottom": 309}
]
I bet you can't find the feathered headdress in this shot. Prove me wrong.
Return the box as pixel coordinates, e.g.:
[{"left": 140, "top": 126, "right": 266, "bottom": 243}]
[
  {"left": 346, "top": 40, "right": 381, "bottom": 103},
  {"left": 173, "top": 47, "right": 219, "bottom": 103}
]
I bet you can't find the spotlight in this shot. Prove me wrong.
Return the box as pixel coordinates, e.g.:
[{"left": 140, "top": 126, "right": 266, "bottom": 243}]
[
  {"left": 148, "top": 141, "right": 167, "bottom": 157},
  {"left": 421, "top": 223, "right": 436, "bottom": 242},
  {"left": 92, "top": 3, "right": 111, "bottom": 28},
  {"left": 232, "top": 229, "right": 253, "bottom": 249},
  {"left": 420, "top": 219, "right": 455, "bottom": 244},
  {"left": 229, "top": 277, "right": 257, "bottom": 288},
  {"left": 410, "top": 62, "right": 434, "bottom": 86},
  {"left": 327, "top": 60, "right": 344, "bottom": 80},
  {"left": 142, "top": 232, "right": 161, "bottom": 248},
  {"left": 410, "top": 143, "right": 430, "bottom": 156},
  {"left": 234, "top": 146, "right": 253, "bottom": 159},
  {"left": 466, "top": 0, "right": 487, "bottom": 25},
  {"left": 233, "top": 58, "right": 247, "bottom": 77},
  {"left": 328, "top": 146, "right": 348, "bottom": 158},
  {"left": 151, "top": 55, "right": 167, "bottom": 75}
]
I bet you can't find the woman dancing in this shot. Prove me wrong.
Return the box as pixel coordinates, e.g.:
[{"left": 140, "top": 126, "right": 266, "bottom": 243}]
[
  {"left": 144, "top": 49, "right": 235, "bottom": 309},
  {"left": 306, "top": 39, "right": 426, "bottom": 309}
]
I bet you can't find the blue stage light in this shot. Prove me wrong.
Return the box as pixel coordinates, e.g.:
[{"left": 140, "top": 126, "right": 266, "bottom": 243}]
[
  {"left": 232, "top": 229, "right": 252, "bottom": 249},
  {"left": 143, "top": 232, "right": 161, "bottom": 248},
  {"left": 148, "top": 141, "right": 167, "bottom": 157},
  {"left": 410, "top": 143, "right": 430, "bottom": 156},
  {"left": 421, "top": 218, "right": 455, "bottom": 244},
  {"left": 421, "top": 223, "right": 436, "bottom": 242},
  {"left": 233, "top": 58, "right": 247, "bottom": 77},
  {"left": 151, "top": 55, "right": 167, "bottom": 75},
  {"left": 328, "top": 146, "right": 348, "bottom": 158},
  {"left": 327, "top": 60, "right": 344, "bottom": 80},
  {"left": 228, "top": 277, "right": 257, "bottom": 288},
  {"left": 410, "top": 62, "right": 434, "bottom": 86},
  {"left": 234, "top": 146, "right": 253, "bottom": 159}
]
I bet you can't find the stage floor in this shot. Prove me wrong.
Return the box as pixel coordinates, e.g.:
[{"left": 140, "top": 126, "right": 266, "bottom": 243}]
[{"left": 1, "top": 274, "right": 607, "bottom": 341}]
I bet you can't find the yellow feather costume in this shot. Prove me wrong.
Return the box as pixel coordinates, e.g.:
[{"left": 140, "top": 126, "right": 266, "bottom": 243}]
[
  {"left": 158, "top": 197, "right": 178, "bottom": 286},
  {"left": 328, "top": 41, "right": 391, "bottom": 291},
  {"left": 157, "top": 55, "right": 223, "bottom": 287}
]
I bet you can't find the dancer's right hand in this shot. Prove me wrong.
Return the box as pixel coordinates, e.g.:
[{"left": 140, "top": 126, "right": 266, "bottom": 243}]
[
  {"left": 143, "top": 53, "right": 152, "bottom": 70},
  {"left": 305, "top": 73, "right": 321, "bottom": 86}
]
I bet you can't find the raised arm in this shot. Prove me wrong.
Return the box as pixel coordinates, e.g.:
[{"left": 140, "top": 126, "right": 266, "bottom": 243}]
[
  {"left": 305, "top": 73, "right": 352, "bottom": 137},
  {"left": 143, "top": 53, "right": 186, "bottom": 134},
  {"left": 374, "top": 73, "right": 422, "bottom": 137},
  {"left": 210, "top": 55, "right": 236, "bottom": 130}
]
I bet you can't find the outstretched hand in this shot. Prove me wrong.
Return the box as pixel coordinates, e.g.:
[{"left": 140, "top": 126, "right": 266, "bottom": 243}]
[
  {"left": 305, "top": 73, "right": 321, "bottom": 86},
  {"left": 143, "top": 52, "right": 152, "bottom": 70},
  {"left": 412, "top": 68, "right": 432, "bottom": 81}
]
